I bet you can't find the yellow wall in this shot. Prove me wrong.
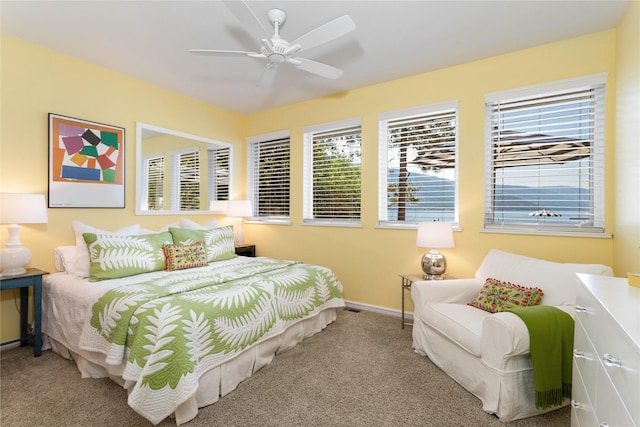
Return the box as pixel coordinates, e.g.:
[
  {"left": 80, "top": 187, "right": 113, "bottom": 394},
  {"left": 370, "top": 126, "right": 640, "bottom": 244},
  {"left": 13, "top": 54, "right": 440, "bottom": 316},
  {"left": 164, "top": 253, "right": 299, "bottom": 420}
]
[
  {"left": 0, "top": 35, "right": 243, "bottom": 342},
  {"left": 613, "top": 0, "right": 640, "bottom": 276},
  {"left": 244, "top": 30, "right": 618, "bottom": 311},
  {"left": 1, "top": 19, "right": 632, "bottom": 343}
]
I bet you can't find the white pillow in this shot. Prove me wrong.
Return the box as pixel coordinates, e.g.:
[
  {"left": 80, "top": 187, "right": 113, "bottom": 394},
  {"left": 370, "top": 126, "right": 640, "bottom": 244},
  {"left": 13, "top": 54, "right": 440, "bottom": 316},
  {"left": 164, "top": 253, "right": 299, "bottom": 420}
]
[
  {"left": 180, "top": 217, "right": 218, "bottom": 230},
  {"left": 139, "top": 222, "right": 180, "bottom": 234},
  {"left": 72, "top": 221, "right": 140, "bottom": 278},
  {"left": 54, "top": 246, "right": 77, "bottom": 274}
]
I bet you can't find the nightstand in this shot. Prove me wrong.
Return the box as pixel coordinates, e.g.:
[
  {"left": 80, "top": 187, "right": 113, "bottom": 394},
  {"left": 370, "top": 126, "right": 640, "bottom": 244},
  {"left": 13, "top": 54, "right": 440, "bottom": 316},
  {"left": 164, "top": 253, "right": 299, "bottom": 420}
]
[
  {"left": 399, "top": 274, "right": 424, "bottom": 329},
  {"left": 235, "top": 244, "right": 256, "bottom": 257},
  {"left": 0, "top": 268, "right": 48, "bottom": 356}
]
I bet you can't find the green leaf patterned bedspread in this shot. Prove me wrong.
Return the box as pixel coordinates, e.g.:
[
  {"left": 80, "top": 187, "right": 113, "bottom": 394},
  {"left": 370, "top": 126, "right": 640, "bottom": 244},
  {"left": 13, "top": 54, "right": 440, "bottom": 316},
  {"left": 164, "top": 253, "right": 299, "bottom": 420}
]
[{"left": 78, "top": 257, "right": 345, "bottom": 424}]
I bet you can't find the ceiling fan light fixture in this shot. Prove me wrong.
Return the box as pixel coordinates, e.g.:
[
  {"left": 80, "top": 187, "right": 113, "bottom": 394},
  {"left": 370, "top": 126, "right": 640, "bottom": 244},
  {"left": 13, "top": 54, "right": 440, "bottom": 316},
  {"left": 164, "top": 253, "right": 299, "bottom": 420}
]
[{"left": 268, "top": 53, "right": 287, "bottom": 64}]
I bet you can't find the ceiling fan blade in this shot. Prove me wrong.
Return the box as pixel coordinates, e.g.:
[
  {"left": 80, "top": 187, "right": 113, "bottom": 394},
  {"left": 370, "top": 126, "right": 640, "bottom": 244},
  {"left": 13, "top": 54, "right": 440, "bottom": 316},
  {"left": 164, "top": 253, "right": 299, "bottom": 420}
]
[
  {"left": 292, "top": 15, "right": 355, "bottom": 52},
  {"left": 223, "top": 0, "right": 272, "bottom": 42},
  {"left": 291, "top": 57, "right": 343, "bottom": 79},
  {"left": 189, "top": 49, "right": 258, "bottom": 57},
  {"left": 257, "top": 63, "right": 278, "bottom": 87}
]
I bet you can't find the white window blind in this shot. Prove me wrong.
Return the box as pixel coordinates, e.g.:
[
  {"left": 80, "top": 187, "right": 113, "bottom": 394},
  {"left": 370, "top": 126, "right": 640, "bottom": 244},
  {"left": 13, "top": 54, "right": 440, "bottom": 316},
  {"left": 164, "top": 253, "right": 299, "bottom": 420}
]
[
  {"left": 247, "top": 134, "right": 290, "bottom": 222},
  {"left": 484, "top": 75, "right": 606, "bottom": 234},
  {"left": 144, "top": 155, "right": 164, "bottom": 210},
  {"left": 379, "top": 102, "right": 458, "bottom": 227},
  {"left": 303, "top": 119, "right": 361, "bottom": 225},
  {"left": 171, "top": 149, "right": 200, "bottom": 211},
  {"left": 208, "top": 147, "right": 230, "bottom": 202}
]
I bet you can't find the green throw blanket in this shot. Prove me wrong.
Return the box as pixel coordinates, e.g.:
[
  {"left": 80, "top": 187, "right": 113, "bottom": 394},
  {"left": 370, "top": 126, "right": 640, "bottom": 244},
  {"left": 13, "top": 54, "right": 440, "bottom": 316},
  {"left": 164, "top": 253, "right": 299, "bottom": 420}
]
[{"left": 505, "top": 306, "right": 574, "bottom": 409}]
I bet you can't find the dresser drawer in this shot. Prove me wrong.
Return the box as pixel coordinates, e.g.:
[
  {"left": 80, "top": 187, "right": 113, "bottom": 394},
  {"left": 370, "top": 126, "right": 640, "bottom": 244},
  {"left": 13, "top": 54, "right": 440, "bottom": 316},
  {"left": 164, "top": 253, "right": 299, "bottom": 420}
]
[
  {"left": 571, "top": 359, "right": 598, "bottom": 427},
  {"left": 576, "top": 283, "right": 640, "bottom": 425},
  {"left": 595, "top": 364, "right": 636, "bottom": 427},
  {"left": 573, "top": 319, "right": 598, "bottom": 408}
]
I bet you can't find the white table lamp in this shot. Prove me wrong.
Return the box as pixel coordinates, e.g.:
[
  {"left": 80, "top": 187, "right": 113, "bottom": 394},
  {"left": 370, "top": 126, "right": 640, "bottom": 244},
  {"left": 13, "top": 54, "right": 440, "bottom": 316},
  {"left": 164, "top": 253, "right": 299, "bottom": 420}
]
[
  {"left": 227, "top": 200, "right": 252, "bottom": 245},
  {"left": 209, "top": 200, "right": 229, "bottom": 214},
  {"left": 0, "top": 193, "right": 48, "bottom": 276},
  {"left": 416, "top": 221, "right": 454, "bottom": 280}
]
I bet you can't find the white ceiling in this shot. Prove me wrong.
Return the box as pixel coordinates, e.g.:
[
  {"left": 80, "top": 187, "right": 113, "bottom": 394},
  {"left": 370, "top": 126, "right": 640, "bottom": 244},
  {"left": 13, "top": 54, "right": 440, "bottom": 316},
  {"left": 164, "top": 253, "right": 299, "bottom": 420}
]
[{"left": 1, "top": 0, "right": 628, "bottom": 115}]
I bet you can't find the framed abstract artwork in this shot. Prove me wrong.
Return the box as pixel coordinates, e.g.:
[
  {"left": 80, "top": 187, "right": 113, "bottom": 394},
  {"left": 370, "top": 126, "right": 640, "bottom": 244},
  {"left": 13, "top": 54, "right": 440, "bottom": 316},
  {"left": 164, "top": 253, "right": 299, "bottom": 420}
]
[{"left": 48, "top": 114, "right": 125, "bottom": 208}]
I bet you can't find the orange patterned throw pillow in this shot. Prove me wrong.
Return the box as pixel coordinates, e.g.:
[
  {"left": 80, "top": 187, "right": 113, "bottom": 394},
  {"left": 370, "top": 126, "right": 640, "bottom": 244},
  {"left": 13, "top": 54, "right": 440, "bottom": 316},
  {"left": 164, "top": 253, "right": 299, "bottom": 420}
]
[
  {"left": 163, "top": 241, "right": 208, "bottom": 271},
  {"left": 468, "top": 278, "right": 544, "bottom": 313}
]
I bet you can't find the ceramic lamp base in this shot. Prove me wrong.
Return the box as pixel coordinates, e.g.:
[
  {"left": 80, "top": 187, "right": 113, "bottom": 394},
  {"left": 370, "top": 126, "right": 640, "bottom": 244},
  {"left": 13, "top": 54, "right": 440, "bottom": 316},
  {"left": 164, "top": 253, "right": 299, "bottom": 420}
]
[{"left": 0, "top": 245, "right": 31, "bottom": 276}]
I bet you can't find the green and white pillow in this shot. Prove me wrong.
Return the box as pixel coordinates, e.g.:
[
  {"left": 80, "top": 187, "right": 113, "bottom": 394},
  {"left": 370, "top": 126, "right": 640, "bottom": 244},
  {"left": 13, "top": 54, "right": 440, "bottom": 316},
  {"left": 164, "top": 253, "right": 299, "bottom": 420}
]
[
  {"left": 169, "top": 225, "right": 236, "bottom": 263},
  {"left": 83, "top": 231, "right": 173, "bottom": 281}
]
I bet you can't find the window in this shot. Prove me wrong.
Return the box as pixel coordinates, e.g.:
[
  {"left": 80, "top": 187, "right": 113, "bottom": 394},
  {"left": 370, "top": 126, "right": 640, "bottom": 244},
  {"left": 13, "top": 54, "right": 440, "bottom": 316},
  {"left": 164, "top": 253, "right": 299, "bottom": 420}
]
[
  {"left": 142, "top": 155, "right": 164, "bottom": 210},
  {"left": 247, "top": 131, "right": 291, "bottom": 223},
  {"left": 171, "top": 148, "right": 200, "bottom": 211},
  {"left": 208, "top": 147, "right": 230, "bottom": 202},
  {"left": 484, "top": 74, "right": 607, "bottom": 235},
  {"left": 378, "top": 102, "right": 459, "bottom": 227},
  {"left": 303, "top": 119, "right": 362, "bottom": 226}
]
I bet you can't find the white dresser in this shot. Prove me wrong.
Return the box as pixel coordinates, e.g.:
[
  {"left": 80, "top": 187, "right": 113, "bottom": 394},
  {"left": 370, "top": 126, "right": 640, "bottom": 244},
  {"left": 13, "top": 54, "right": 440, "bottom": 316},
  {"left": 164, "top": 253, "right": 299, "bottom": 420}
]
[{"left": 572, "top": 273, "right": 640, "bottom": 427}]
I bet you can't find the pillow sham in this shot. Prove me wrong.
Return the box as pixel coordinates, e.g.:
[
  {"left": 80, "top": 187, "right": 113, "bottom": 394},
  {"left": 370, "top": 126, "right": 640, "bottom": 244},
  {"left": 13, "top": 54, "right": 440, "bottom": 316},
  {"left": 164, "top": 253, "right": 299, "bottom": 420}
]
[
  {"left": 54, "top": 245, "right": 77, "bottom": 274},
  {"left": 163, "top": 241, "right": 208, "bottom": 271},
  {"left": 468, "top": 278, "right": 544, "bottom": 313},
  {"left": 180, "top": 217, "right": 219, "bottom": 230},
  {"left": 169, "top": 225, "right": 235, "bottom": 263},
  {"left": 83, "top": 231, "right": 173, "bottom": 281},
  {"left": 72, "top": 221, "right": 140, "bottom": 278},
  {"left": 139, "top": 222, "right": 180, "bottom": 235}
]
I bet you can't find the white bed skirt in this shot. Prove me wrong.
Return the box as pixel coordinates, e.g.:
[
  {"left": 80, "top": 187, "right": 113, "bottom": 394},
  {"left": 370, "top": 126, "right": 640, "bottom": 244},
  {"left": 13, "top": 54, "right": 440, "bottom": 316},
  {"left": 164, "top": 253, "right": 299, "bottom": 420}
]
[{"left": 47, "top": 308, "right": 338, "bottom": 425}]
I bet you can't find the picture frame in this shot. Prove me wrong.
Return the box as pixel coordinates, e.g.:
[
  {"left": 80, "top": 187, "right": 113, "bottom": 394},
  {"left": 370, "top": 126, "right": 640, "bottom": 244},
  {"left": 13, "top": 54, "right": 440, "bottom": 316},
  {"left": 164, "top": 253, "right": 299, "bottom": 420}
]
[{"left": 48, "top": 113, "right": 125, "bottom": 208}]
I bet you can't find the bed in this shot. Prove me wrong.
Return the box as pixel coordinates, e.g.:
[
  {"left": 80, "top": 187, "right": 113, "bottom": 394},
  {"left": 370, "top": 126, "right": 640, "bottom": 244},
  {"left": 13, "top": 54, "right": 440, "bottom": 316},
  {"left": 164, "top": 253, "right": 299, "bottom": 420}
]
[{"left": 42, "top": 221, "right": 345, "bottom": 425}]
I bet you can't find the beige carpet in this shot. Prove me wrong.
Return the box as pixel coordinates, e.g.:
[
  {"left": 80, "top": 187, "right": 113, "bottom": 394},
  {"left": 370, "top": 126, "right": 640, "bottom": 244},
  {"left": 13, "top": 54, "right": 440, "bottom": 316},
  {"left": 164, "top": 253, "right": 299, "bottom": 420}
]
[{"left": 0, "top": 309, "right": 569, "bottom": 426}]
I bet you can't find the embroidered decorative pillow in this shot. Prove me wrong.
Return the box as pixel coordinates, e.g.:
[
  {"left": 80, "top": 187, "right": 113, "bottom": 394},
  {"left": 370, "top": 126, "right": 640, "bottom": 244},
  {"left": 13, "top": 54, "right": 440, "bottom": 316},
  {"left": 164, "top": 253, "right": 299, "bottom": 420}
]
[
  {"left": 82, "top": 231, "right": 173, "bottom": 281},
  {"left": 468, "top": 278, "right": 544, "bottom": 313},
  {"left": 169, "top": 225, "right": 236, "bottom": 263},
  {"left": 163, "top": 241, "right": 208, "bottom": 271}
]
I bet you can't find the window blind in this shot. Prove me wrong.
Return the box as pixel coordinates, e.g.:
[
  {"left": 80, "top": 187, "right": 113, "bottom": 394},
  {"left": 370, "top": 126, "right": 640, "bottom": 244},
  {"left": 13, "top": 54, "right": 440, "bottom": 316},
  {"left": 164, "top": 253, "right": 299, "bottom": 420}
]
[
  {"left": 303, "top": 121, "right": 361, "bottom": 225},
  {"left": 145, "top": 155, "right": 164, "bottom": 210},
  {"left": 208, "top": 147, "right": 230, "bottom": 202},
  {"left": 484, "top": 82, "right": 605, "bottom": 233},
  {"left": 248, "top": 136, "right": 290, "bottom": 221},
  {"left": 379, "top": 105, "right": 458, "bottom": 226},
  {"left": 171, "top": 149, "right": 200, "bottom": 211}
]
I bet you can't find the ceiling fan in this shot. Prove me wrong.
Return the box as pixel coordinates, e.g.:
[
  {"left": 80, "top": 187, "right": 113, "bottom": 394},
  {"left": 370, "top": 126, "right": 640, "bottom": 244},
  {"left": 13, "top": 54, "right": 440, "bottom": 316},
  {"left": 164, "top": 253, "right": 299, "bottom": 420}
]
[{"left": 189, "top": 1, "right": 356, "bottom": 87}]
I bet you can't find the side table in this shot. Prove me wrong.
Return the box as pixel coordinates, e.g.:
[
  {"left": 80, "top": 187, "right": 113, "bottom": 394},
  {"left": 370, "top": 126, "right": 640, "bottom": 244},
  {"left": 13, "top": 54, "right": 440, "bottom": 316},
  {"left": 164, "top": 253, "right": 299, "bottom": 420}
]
[
  {"left": 0, "top": 268, "right": 49, "bottom": 357},
  {"left": 399, "top": 274, "right": 424, "bottom": 329},
  {"left": 235, "top": 244, "right": 256, "bottom": 257}
]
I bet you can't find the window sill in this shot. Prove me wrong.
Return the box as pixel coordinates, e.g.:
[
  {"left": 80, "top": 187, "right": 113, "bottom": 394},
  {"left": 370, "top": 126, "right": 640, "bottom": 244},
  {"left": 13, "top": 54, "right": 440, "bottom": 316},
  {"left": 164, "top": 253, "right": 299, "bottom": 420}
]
[
  {"left": 480, "top": 227, "right": 612, "bottom": 239},
  {"left": 301, "top": 221, "right": 363, "bottom": 228},
  {"left": 376, "top": 222, "right": 462, "bottom": 231},
  {"left": 245, "top": 219, "right": 291, "bottom": 226}
]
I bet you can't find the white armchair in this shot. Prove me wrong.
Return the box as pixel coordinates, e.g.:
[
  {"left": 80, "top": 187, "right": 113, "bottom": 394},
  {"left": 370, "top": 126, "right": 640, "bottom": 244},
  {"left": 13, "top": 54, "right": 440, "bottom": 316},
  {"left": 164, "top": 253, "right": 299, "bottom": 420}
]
[{"left": 411, "top": 249, "right": 612, "bottom": 421}]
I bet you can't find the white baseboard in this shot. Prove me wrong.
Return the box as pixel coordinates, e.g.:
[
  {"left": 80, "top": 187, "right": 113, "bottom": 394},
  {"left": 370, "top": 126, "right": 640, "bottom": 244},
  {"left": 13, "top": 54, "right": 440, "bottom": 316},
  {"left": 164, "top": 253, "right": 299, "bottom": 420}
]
[
  {"left": 344, "top": 299, "right": 414, "bottom": 322},
  {"left": 0, "top": 340, "right": 20, "bottom": 352}
]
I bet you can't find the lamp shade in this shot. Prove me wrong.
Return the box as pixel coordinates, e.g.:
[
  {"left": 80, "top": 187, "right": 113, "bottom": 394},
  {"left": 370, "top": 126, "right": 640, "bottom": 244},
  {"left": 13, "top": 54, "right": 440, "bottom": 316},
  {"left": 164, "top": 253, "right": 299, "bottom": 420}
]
[
  {"left": 0, "top": 193, "right": 48, "bottom": 224},
  {"left": 227, "top": 200, "right": 252, "bottom": 218},
  {"left": 416, "top": 222, "right": 454, "bottom": 249}
]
